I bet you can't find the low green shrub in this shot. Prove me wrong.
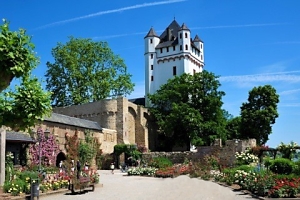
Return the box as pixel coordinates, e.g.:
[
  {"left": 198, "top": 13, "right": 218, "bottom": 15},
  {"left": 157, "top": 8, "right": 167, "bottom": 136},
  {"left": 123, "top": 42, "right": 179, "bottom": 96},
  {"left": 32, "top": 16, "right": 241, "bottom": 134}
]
[
  {"left": 149, "top": 156, "right": 173, "bottom": 169},
  {"left": 234, "top": 165, "right": 255, "bottom": 172},
  {"left": 269, "top": 158, "right": 294, "bottom": 175},
  {"left": 292, "top": 160, "right": 300, "bottom": 175}
]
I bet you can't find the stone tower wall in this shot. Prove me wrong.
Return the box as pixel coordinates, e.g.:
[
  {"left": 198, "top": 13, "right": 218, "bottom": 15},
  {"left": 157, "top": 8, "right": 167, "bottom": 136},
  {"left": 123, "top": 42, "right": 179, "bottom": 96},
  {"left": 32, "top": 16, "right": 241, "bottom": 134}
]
[{"left": 53, "top": 97, "right": 149, "bottom": 148}]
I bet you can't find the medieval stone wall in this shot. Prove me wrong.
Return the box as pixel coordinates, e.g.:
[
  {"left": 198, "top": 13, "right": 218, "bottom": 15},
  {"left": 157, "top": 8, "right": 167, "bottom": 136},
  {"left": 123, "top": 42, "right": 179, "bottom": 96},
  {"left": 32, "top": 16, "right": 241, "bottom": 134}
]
[
  {"left": 34, "top": 121, "right": 117, "bottom": 155},
  {"left": 142, "top": 139, "right": 257, "bottom": 167},
  {"left": 53, "top": 97, "right": 150, "bottom": 149}
]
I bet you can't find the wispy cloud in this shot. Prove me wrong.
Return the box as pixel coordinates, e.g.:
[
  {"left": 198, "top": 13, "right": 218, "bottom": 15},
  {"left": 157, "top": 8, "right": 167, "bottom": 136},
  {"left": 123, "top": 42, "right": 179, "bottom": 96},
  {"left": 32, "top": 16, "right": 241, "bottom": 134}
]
[
  {"left": 93, "top": 23, "right": 288, "bottom": 40},
  {"left": 191, "top": 23, "right": 290, "bottom": 30},
  {"left": 93, "top": 32, "right": 147, "bottom": 40},
  {"left": 35, "top": 0, "right": 186, "bottom": 30},
  {"left": 220, "top": 71, "right": 300, "bottom": 83},
  {"left": 280, "top": 103, "right": 300, "bottom": 107},
  {"left": 280, "top": 88, "right": 300, "bottom": 96}
]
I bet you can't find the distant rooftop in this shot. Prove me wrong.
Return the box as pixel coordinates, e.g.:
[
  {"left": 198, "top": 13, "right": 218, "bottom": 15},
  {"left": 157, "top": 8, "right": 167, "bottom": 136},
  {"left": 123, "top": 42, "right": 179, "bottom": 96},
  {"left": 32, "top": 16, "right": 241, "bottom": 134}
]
[
  {"left": 129, "top": 97, "right": 145, "bottom": 106},
  {"left": 44, "top": 113, "right": 102, "bottom": 131},
  {"left": 6, "top": 131, "right": 35, "bottom": 143}
]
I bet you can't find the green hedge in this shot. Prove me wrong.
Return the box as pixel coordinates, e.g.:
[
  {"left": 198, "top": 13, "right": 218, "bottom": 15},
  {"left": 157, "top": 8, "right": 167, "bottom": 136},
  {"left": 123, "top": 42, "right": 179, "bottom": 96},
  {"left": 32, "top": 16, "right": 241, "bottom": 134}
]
[{"left": 269, "top": 158, "right": 294, "bottom": 175}]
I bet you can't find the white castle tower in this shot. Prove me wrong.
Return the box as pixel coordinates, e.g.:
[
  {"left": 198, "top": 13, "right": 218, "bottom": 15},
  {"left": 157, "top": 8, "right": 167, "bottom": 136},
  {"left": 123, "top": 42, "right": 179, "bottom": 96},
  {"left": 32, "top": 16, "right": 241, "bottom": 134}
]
[{"left": 144, "top": 20, "right": 204, "bottom": 106}]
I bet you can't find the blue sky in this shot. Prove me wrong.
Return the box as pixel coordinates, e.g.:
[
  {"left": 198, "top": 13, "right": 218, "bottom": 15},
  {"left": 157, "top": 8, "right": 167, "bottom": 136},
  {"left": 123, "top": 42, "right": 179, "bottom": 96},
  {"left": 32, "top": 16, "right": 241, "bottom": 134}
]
[{"left": 2, "top": 0, "right": 300, "bottom": 148}]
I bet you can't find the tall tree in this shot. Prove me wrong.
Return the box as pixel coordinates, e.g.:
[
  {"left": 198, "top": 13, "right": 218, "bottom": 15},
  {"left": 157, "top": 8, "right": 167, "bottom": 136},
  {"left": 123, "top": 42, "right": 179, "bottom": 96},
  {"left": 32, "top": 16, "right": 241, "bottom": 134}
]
[
  {"left": 225, "top": 116, "right": 241, "bottom": 140},
  {"left": 148, "top": 71, "right": 226, "bottom": 151},
  {"left": 0, "top": 20, "right": 51, "bottom": 131},
  {"left": 240, "top": 85, "right": 279, "bottom": 145},
  {"left": 46, "top": 37, "right": 135, "bottom": 107}
]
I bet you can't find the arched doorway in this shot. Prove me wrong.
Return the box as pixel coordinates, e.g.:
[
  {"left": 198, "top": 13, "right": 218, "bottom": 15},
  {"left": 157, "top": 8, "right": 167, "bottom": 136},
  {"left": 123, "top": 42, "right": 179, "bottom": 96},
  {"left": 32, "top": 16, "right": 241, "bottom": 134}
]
[{"left": 56, "top": 151, "right": 66, "bottom": 167}]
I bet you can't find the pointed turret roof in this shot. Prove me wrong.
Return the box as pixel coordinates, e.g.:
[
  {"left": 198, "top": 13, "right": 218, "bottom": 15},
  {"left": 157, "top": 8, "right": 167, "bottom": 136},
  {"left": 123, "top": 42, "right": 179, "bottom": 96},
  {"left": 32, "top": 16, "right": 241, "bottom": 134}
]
[
  {"left": 159, "top": 19, "right": 181, "bottom": 41},
  {"left": 144, "top": 27, "right": 159, "bottom": 38},
  {"left": 181, "top": 23, "right": 190, "bottom": 31},
  {"left": 193, "top": 35, "right": 203, "bottom": 42}
]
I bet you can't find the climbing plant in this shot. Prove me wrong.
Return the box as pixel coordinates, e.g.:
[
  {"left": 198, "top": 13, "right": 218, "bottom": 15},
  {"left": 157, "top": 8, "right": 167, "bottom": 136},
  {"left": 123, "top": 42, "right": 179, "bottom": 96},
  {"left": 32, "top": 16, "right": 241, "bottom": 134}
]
[
  {"left": 29, "top": 127, "right": 59, "bottom": 167},
  {"left": 78, "top": 130, "right": 101, "bottom": 166},
  {"left": 64, "top": 130, "right": 79, "bottom": 173}
]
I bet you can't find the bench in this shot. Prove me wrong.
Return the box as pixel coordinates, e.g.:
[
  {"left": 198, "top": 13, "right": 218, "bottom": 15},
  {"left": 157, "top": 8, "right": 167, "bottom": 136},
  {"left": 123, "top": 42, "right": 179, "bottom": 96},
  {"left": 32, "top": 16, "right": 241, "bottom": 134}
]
[{"left": 69, "top": 176, "right": 95, "bottom": 193}]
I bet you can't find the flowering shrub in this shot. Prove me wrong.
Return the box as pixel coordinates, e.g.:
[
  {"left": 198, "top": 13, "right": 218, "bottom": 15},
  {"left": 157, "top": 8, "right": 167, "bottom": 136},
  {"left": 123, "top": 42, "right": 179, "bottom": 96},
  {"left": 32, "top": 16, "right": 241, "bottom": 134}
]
[
  {"left": 277, "top": 141, "right": 298, "bottom": 160},
  {"left": 233, "top": 170, "right": 257, "bottom": 190},
  {"left": 251, "top": 145, "right": 269, "bottom": 156},
  {"left": 29, "top": 127, "right": 59, "bottom": 167},
  {"left": 155, "top": 166, "right": 176, "bottom": 178},
  {"left": 268, "top": 177, "right": 300, "bottom": 198},
  {"left": 127, "top": 167, "right": 157, "bottom": 176},
  {"left": 90, "top": 170, "right": 100, "bottom": 184},
  {"left": 235, "top": 151, "right": 259, "bottom": 165}
]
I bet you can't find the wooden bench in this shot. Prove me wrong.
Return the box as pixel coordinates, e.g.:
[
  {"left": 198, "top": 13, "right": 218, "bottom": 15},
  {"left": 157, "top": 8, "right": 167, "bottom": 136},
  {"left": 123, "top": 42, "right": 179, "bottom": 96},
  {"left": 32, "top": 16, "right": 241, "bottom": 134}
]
[{"left": 69, "top": 176, "right": 95, "bottom": 193}]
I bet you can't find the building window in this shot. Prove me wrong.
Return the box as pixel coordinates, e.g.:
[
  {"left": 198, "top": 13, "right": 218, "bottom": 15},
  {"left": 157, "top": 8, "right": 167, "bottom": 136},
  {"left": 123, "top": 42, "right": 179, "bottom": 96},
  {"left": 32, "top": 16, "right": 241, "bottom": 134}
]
[
  {"left": 150, "top": 39, "right": 153, "bottom": 44},
  {"left": 180, "top": 33, "right": 182, "bottom": 39},
  {"left": 200, "top": 43, "right": 203, "bottom": 49},
  {"left": 193, "top": 69, "right": 196, "bottom": 75},
  {"left": 151, "top": 76, "right": 154, "bottom": 81},
  {"left": 173, "top": 66, "right": 176, "bottom": 76},
  {"left": 201, "top": 55, "right": 203, "bottom": 60},
  {"left": 167, "top": 47, "right": 169, "bottom": 52},
  {"left": 185, "top": 33, "right": 188, "bottom": 38},
  {"left": 185, "top": 45, "right": 188, "bottom": 50},
  {"left": 151, "top": 65, "right": 153, "bottom": 70},
  {"left": 173, "top": 46, "right": 176, "bottom": 51},
  {"left": 151, "top": 54, "right": 153, "bottom": 59},
  {"left": 160, "top": 48, "right": 163, "bottom": 53},
  {"left": 180, "top": 45, "right": 182, "bottom": 51}
]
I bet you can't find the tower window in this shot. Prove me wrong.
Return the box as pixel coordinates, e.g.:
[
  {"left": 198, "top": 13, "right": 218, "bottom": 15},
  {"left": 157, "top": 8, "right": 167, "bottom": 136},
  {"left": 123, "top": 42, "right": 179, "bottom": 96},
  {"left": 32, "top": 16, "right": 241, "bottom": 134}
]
[
  {"left": 173, "top": 46, "right": 176, "bottom": 51},
  {"left": 160, "top": 48, "right": 163, "bottom": 53},
  {"left": 150, "top": 39, "right": 153, "bottom": 44},
  {"left": 173, "top": 66, "right": 176, "bottom": 76},
  {"left": 201, "top": 55, "right": 203, "bottom": 60},
  {"left": 151, "top": 65, "right": 153, "bottom": 70},
  {"left": 167, "top": 47, "right": 169, "bottom": 52},
  {"left": 151, "top": 54, "right": 153, "bottom": 59},
  {"left": 151, "top": 76, "right": 154, "bottom": 81},
  {"left": 180, "top": 33, "right": 182, "bottom": 39},
  {"left": 185, "top": 45, "right": 188, "bottom": 50},
  {"left": 185, "top": 33, "right": 188, "bottom": 38},
  {"left": 201, "top": 43, "right": 203, "bottom": 49},
  {"left": 180, "top": 45, "right": 182, "bottom": 51}
]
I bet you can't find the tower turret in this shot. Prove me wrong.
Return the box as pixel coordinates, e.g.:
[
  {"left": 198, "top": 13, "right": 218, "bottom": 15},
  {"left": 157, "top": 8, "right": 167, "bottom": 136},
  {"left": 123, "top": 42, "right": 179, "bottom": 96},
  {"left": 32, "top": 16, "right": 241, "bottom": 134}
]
[
  {"left": 193, "top": 35, "right": 204, "bottom": 63},
  {"left": 178, "top": 23, "right": 191, "bottom": 53},
  {"left": 144, "top": 28, "right": 159, "bottom": 104}
]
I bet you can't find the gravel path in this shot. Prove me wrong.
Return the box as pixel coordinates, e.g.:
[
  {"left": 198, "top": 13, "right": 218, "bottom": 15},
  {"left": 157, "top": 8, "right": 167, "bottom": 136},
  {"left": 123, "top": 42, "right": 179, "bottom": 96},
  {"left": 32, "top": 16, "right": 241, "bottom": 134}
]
[{"left": 41, "top": 170, "right": 257, "bottom": 200}]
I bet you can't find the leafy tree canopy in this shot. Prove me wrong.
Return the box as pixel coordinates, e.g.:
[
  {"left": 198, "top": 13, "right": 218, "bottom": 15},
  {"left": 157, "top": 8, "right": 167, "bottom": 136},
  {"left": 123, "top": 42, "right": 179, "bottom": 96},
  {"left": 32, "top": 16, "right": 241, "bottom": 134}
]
[
  {"left": 0, "top": 19, "right": 37, "bottom": 91},
  {"left": 148, "top": 70, "right": 226, "bottom": 150},
  {"left": 0, "top": 20, "right": 51, "bottom": 131},
  {"left": 240, "top": 85, "right": 279, "bottom": 145},
  {"left": 46, "top": 37, "right": 135, "bottom": 107}
]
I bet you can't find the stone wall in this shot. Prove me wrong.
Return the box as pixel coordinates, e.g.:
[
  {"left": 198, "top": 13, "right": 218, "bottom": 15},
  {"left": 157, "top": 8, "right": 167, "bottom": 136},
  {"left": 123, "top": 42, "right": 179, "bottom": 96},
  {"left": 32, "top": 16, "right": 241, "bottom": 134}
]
[
  {"left": 34, "top": 121, "right": 117, "bottom": 155},
  {"left": 142, "top": 139, "right": 257, "bottom": 167},
  {"left": 53, "top": 97, "right": 149, "bottom": 149}
]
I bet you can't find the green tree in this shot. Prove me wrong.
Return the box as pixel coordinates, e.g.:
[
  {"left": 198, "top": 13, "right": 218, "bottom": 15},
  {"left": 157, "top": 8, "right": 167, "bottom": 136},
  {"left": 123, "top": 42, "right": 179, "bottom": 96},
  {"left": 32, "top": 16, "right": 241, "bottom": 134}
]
[
  {"left": 46, "top": 37, "right": 135, "bottom": 107},
  {"left": 148, "top": 71, "right": 226, "bottom": 151},
  {"left": 0, "top": 20, "right": 51, "bottom": 131},
  {"left": 240, "top": 85, "right": 279, "bottom": 145},
  {"left": 225, "top": 116, "right": 241, "bottom": 140}
]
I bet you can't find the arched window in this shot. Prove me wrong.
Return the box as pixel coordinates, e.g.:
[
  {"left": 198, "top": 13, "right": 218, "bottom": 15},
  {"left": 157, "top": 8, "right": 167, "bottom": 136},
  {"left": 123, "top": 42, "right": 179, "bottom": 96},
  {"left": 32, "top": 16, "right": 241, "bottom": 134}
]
[{"left": 185, "top": 45, "right": 188, "bottom": 50}]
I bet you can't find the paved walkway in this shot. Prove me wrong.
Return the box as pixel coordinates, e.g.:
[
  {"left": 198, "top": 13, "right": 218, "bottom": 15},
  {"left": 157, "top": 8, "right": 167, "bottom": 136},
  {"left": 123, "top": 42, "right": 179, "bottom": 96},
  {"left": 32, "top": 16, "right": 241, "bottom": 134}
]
[{"left": 41, "top": 170, "right": 258, "bottom": 200}]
